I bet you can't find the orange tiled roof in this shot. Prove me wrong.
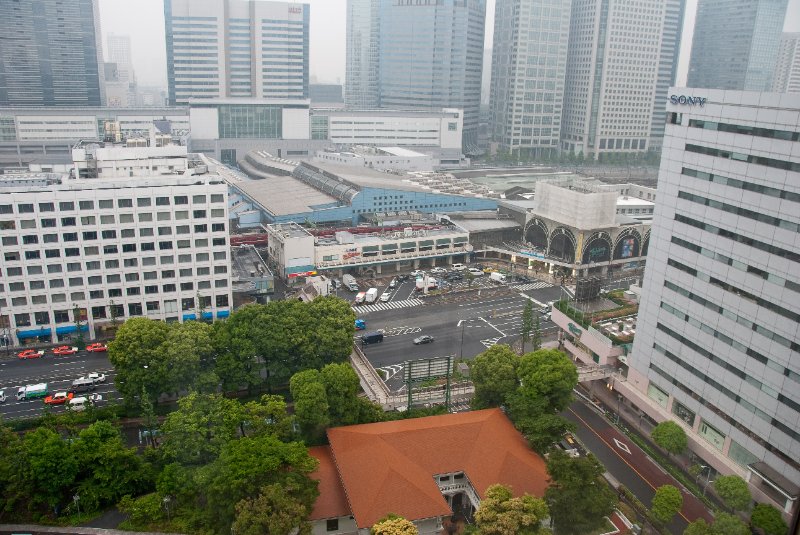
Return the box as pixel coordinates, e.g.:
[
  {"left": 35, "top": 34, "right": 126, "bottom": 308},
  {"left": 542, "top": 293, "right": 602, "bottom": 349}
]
[
  {"left": 326, "top": 408, "right": 549, "bottom": 529},
  {"left": 308, "top": 445, "right": 352, "bottom": 521}
]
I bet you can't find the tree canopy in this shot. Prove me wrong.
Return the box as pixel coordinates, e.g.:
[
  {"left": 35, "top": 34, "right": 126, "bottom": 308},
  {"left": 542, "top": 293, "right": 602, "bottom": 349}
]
[
  {"left": 545, "top": 449, "right": 616, "bottom": 534},
  {"left": 471, "top": 345, "right": 519, "bottom": 409},
  {"left": 650, "top": 485, "right": 683, "bottom": 524},
  {"left": 750, "top": 503, "right": 787, "bottom": 535},
  {"left": 474, "top": 483, "right": 549, "bottom": 535},
  {"left": 371, "top": 514, "right": 419, "bottom": 535},
  {"left": 713, "top": 475, "right": 751, "bottom": 512},
  {"left": 650, "top": 421, "right": 688, "bottom": 457}
]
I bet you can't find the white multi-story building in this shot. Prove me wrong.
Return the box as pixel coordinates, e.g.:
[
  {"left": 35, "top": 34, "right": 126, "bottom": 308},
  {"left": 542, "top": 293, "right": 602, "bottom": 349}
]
[
  {"left": 0, "top": 170, "right": 232, "bottom": 347},
  {"left": 628, "top": 89, "right": 800, "bottom": 514},
  {"left": 164, "top": 0, "right": 309, "bottom": 105},
  {"left": 561, "top": 0, "right": 674, "bottom": 159},
  {"left": 773, "top": 33, "right": 800, "bottom": 94}
]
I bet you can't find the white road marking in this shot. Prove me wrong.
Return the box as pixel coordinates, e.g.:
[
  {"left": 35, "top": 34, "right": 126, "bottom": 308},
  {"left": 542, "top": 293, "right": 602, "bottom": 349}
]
[
  {"left": 352, "top": 298, "right": 424, "bottom": 314},
  {"left": 614, "top": 438, "right": 631, "bottom": 454}
]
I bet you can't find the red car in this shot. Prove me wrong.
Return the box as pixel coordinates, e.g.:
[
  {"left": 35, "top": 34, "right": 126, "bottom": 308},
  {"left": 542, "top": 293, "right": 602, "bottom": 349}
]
[
  {"left": 85, "top": 343, "right": 108, "bottom": 352},
  {"left": 52, "top": 346, "right": 78, "bottom": 356},
  {"left": 44, "top": 391, "right": 74, "bottom": 405},
  {"left": 17, "top": 349, "right": 44, "bottom": 360}
]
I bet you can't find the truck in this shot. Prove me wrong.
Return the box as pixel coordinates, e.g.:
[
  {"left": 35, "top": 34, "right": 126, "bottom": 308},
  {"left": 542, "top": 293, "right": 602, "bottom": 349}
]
[
  {"left": 342, "top": 274, "right": 359, "bottom": 292},
  {"left": 16, "top": 383, "right": 48, "bottom": 401},
  {"left": 415, "top": 277, "right": 438, "bottom": 291},
  {"left": 489, "top": 272, "right": 507, "bottom": 284},
  {"left": 354, "top": 292, "right": 366, "bottom": 304},
  {"left": 365, "top": 287, "right": 379, "bottom": 303}
]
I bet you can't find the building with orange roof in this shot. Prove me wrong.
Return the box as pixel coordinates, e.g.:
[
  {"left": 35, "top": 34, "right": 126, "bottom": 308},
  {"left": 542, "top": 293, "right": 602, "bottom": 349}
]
[{"left": 307, "top": 408, "right": 549, "bottom": 535}]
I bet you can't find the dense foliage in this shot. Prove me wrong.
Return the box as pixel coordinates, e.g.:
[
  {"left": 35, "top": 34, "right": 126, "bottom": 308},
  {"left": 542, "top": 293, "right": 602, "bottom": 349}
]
[
  {"left": 650, "top": 420, "right": 688, "bottom": 457},
  {"left": 473, "top": 483, "right": 549, "bottom": 535},
  {"left": 108, "top": 298, "right": 356, "bottom": 405},
  {"left": 471, "top": 345, "right": 578, "bottom": 452},
  {"left": 650, "top": 485, "right": 683, "bottom": 524}
]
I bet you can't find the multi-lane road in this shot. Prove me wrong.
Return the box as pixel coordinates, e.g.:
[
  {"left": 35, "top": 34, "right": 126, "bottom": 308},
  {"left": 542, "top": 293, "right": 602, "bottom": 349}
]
[
  {"left": 349, "top": 273, "right": 566, "bottom": 391},
  {"left": 0, "top": 350, "right": 118, "bottom": 420}
]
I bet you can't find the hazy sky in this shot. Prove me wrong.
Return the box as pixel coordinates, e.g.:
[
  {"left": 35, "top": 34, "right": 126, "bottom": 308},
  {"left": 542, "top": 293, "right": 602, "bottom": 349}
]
[{"left": 100, "top": 0, "right": 800, "bottom": 89}]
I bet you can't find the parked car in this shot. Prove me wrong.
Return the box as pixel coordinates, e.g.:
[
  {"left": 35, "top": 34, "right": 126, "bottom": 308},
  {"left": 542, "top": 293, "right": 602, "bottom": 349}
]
[
  {"left": 430, "top": 267, "right": 447, "bottom": 275},
  {"left": 86, "top": 372, "right": 106, "bottom": 383},
  {"left": 86, "top": 343, "right": 107, "bottom": 352},
  {"left": 17, "top": 349, "right": 44, "bottom": 360},
  {"left": 446, "top": 272, "right": 463, "bottom": 281},
  {"left": 52, "top": 346, "right": 78, "bottom": 356},
  {"left": 450, "top": 263, "right": 467, "bottom": 271},
  {"left": 467, "top": 267, "right": 484, "bottom": 276},
  {"left": 388, "top": 277, "right": 398, "bottom": 289},
  {"left": 380, "top": 291, "right": 391, "bottom": 302},
  {"left": 396, "top": 274, "right": 411, "bottom": 282},
  {"left": 411, "top": 269, "right": 426, "bottom": 278},
  {"left": 482, "top": 267, "right": 496, "bottom": 274},
  {"left": 413, "top": 335, "right": 435, "bottom": 345},
  {"left": 44, "top": 391, "right": 74, "bottom": 405}
]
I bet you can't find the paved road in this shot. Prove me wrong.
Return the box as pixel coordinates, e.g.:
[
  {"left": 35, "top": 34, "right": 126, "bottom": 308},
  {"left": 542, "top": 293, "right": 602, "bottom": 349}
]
[
  {"left": 0, "top": 350, "right": 119, "bottom": 420},
  {"left": 351, "top": 274, "right": 564, "bottom": 392},
  {"left": 566, "top": 401, "right": 714, "bottom": 534}
]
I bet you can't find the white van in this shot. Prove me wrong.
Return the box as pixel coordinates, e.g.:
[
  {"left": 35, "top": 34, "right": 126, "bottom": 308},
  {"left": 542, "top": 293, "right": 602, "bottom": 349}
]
[
  {"left": 451, "top": 263, "right": 466, "bottom": 271},
  {"left": 68, "top": 396, "right": 89, "bottom": 411},
  {"left": 0, "top": 390, "right": 5, "bottom": 403}
]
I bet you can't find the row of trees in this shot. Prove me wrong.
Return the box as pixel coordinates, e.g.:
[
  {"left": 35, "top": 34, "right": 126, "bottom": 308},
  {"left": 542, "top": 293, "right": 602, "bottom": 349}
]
[{"left": 108, "top": 297, "right": 356, "bottom": 405}]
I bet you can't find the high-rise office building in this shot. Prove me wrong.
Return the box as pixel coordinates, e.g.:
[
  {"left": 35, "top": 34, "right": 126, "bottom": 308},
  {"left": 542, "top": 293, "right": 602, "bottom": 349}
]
[
  {"left": 164, "top": 0, "right": 309, "bottom": 105},
  {"left": 772, "top": 33, "right": 800, "bottom": 93},
  {"left": 345, "top": 0, "right": 380, "bottom": 108},
  {"left": 629, "top": 89, "right": 800, "bottom": 511},
  {"left": 0, "top": 0, "right": 105, "bottom": 107},
  {"left": 345, "top": 0, "right": 486, "bottom": 152},
  {"left": 561, "top": 0, "right": 668, "bottom": 159},
  {"left": 489, "top": 1, "right": 571, "bottom": 158},
  {"left": 687, "top": 0, "right": 788, "bottom": 91},
  {"left": 648, "top": 0, "right": 686, "bottom": 152},
  {"left": 106, "top": 34, "right": 136, "bottom": 85}
]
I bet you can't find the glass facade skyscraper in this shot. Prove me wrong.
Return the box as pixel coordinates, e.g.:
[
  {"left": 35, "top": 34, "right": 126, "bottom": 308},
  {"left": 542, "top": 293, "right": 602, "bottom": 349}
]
[
  {"left": 346, "top": 0, "right": 486, "bottom": 153},
  {"left": 0, "top": 0, "right": 105, "bottom": 107},
  {"left": 164, "top": 0, "right": 309, "bottom": 106},
  {"left": 688, "top": 0, "right": 788, "bottom": 91},
  {"left": 490, "top": 0, "right": 571, "bottom": 158}
]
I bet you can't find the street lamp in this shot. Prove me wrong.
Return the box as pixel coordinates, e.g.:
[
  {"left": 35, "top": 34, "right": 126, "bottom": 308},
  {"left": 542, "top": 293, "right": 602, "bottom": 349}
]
[
  {"left": 163, "top": 495, "right": 172, "bottom": 521},
  {"left": 73, "top": 494, "right": 80, "bottom": 517},
  {"left": 616, "top": 394, "right": 623, "bottom": 424}
]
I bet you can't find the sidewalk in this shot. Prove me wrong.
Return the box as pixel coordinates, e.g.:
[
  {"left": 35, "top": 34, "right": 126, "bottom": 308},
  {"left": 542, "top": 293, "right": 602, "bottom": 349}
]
[{"left": 583, "top": 381, "right": 716, "bottom": 525}]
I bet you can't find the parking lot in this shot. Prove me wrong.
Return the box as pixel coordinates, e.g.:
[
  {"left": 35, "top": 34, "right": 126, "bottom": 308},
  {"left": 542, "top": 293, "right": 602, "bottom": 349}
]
[{"left": 346, "top": 268, "right": 565, "bottom": 392}]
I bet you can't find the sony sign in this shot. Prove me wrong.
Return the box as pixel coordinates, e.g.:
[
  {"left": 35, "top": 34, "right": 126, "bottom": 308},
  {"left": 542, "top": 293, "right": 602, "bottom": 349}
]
[{"left": 670, "top": 94, "right": 707, "bottom": 107}]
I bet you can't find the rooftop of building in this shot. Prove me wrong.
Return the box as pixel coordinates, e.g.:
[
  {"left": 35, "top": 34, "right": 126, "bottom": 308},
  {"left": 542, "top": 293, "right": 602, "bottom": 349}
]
[
  {"left": 0, "top": 106, "right": 186, "bottom": 115},
  {"left": 557, "top": 289, "right": 640, "bottom": 345},
  {"left": 308, "top": 446, "right": 351, "bottom": 521},
  {"left": 323, "top": 408, "right": 549, "bottom": 528},
  {"left": 187, "top": 97, "right": 310, "bottom": 107},
  {"left": 311, "top": 107, "right": 462, "bottom": 118},
  {"left": 267, "top": 222, "right": 313, "bottom": 240},
  {"left": 315, "top": 225, "right": 465, "bottom": 247},
  {"left": 230, "top": 245, "right": 272, "bottom": 281},
  {"left": 616, "top": 197, "right": 654, "bottom": 207},
  {"left": 444, "top": 212, "right": 522, "bottom": 233}
]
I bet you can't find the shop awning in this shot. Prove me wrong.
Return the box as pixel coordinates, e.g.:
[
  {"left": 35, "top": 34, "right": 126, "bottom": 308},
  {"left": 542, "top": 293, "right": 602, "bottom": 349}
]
[{"left": 17, "top": 328, "right": 51, "bottom": 339}]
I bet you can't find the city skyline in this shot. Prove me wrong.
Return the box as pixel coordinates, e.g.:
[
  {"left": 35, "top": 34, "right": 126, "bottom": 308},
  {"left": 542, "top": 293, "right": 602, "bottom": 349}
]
[{"left": 98, "top": 0, "right": 800, "bottom": 89}]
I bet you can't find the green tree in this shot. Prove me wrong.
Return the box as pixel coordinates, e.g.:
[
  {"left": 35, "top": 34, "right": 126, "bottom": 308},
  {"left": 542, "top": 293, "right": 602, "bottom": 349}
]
[
  {"left": 750, "top": 503, "right": 787, "bottom": 535},
  {"left": 650, "top": 421, "right": 688, "bottom": 457},
  {"left": 470, "top": 345, "right": 519, "bottom": 409},
  {"left": 651, "top": 485, "right": 683, "bottom": 524},
  {"left": 465, "top": 269, "right": 476, "bottom": 288},
  {"left": 74, "top": 421, "right": 153, "bottom": 513},
  {"left": 118, "top": 493, "right": 164, "bottom": 528},
  {"left": 531, "top": 316, "right": 542, "bottom": 352},
  {"left": 22, "top": 427, "right": 79, "bottom": 511},
  {"left": 202, "top": 435, "right": 319, "bottom": 532},
  {"left": 683, "top": 519, "right": 713, "bottom": 535},
  {"left": 240, "top": 395, "right": 296, "bottom": 441},
  {"left": 545, "top": 449, "right": 617, "bottom": 535},
  {"left": 371, "top": 514, "right": 419, "bottom": 535},
  {"left": 232, "top": 482, "right": 312, "bottom": 535},
  {"left": 211, "top": 306, "right": 268, "bottom": 393},
  {"left": 515, "top": 412, "right": 576, "bottom": 454},
  {"left": 320, "top": 363, "right": 362, "bottom": 426},
  {"left": 159, "top": 392, "right": 244, "bottom": 465},
  {"left": 513, "top": 349, "right": 577, "bottom": 415},
  {"left": 714, "top": 475, "right": 752, "bottom": 512},
  {"left": 292, "top": 380, "right": 330, "bottom": 444},
  {"left": 0, "top": 422, "right": 26, "bottom": 519},
  {"left": 160, "top": 320, "right": 216, "bottom": 395},
  {"left": 520, "top": 301, "right": 533, "bottom": 355},
  {"left": 473, "top": 483, "right": 549, "bottom": 535},
  {"left": 107, "top": 317, "right": 171, "bottom": 405},
  {"left": 710, "top": 512, "right": 750, "bottom": 535}
]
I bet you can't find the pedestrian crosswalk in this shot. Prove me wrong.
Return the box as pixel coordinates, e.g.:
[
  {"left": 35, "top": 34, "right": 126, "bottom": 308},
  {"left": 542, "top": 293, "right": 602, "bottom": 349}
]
[
  {"left": 352, "top": 298, "right": 424, "bottom": 314},
  {"left": 510, "top": 281, "right": 552, "bottom": 291}
]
